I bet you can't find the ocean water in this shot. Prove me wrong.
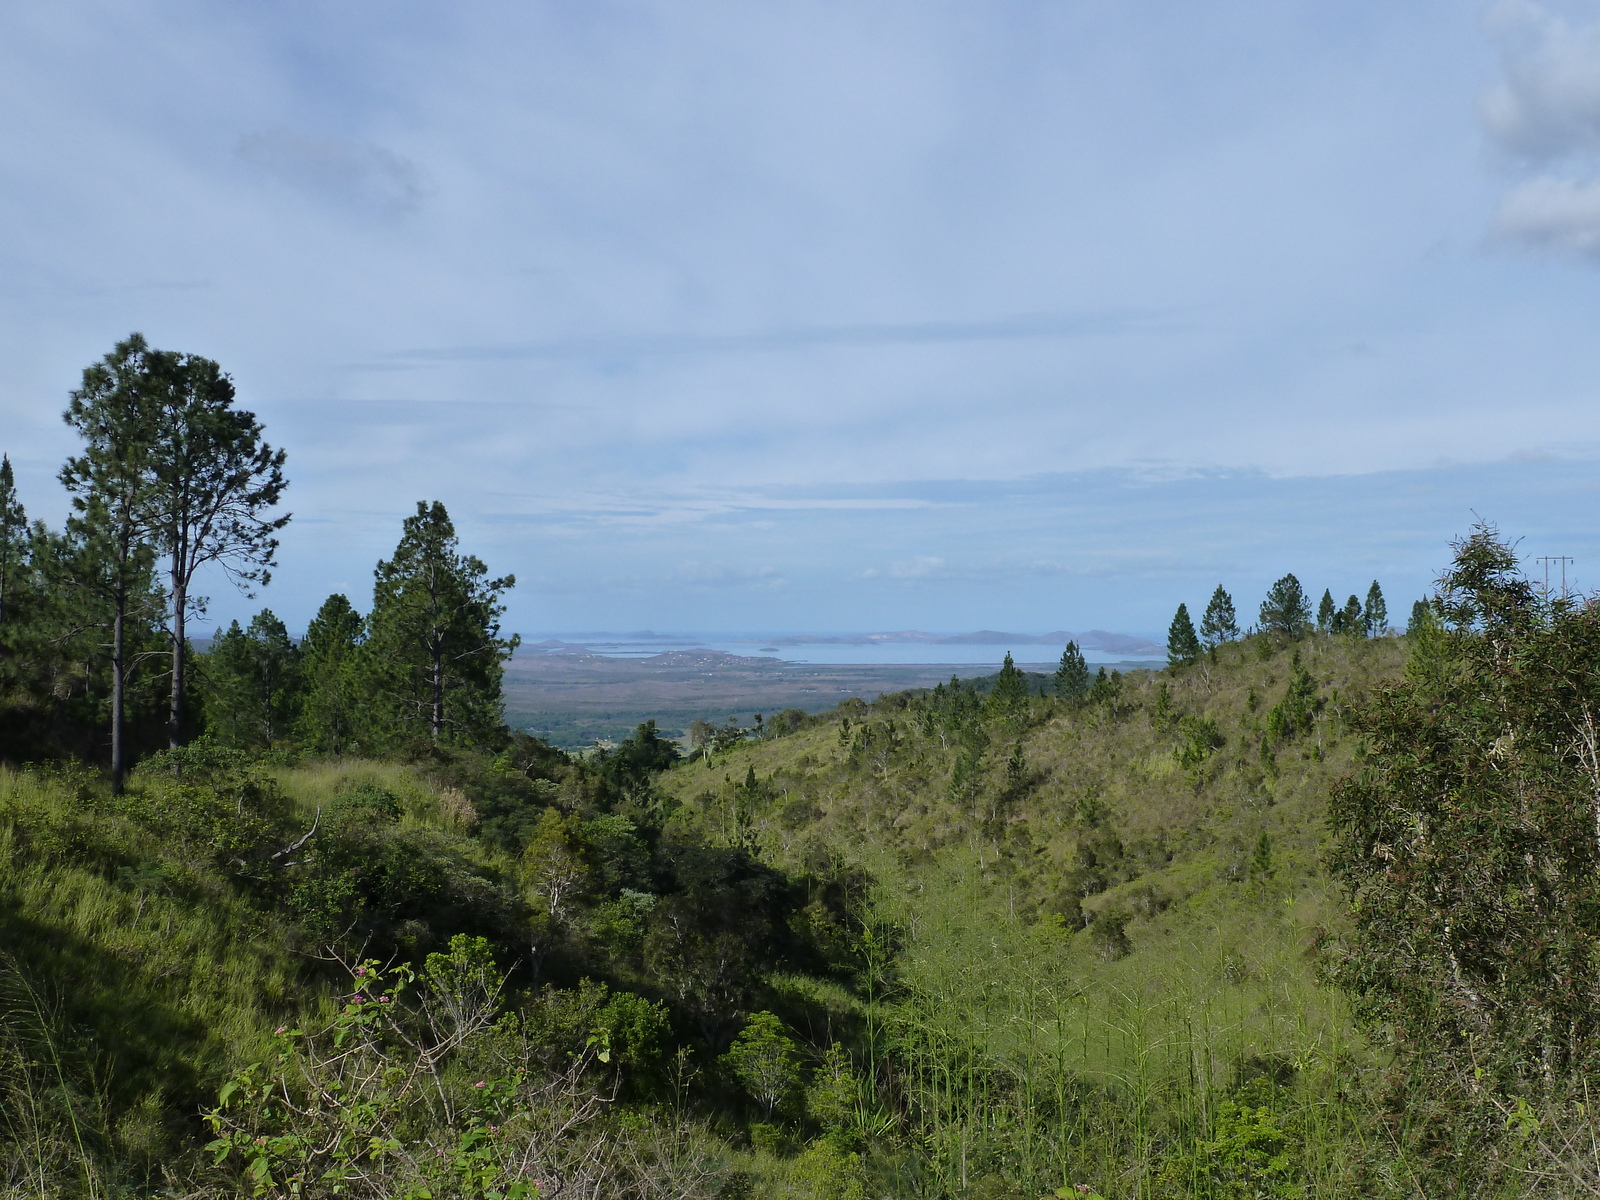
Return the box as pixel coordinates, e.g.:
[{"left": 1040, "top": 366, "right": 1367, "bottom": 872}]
[{"left": 522, "top": 635, "right": 1160, "bottom": 667}]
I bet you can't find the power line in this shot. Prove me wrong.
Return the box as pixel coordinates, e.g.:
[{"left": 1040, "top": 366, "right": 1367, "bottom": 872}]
[{"left": 1535, "top": 555, "right": 1574, "bottom": 600}]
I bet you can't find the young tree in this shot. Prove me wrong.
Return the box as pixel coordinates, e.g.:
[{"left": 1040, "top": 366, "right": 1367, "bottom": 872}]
[
  {"left": 986, "top": 651, "right": 1029, "bottom": 720},
  {"left": 1166, "top": 602, "right": 1201, "bottom": 667},
  {"left": 59, "top": 339, "right": 166, "bottom": 791},
  {"left": 598, "top": 719, "right": 682, "bottom": 805},
  {"left": 0, "top": 455, "right": 25, "bottom": 631},
  {"left": 1199, "top": 585, "right": 1239, "bottom": 647},
  {"left": 205, "top": 609, "right": 303, "bottom": 749},
  {"left": 1333, "top": 594, "right": 1362, "bottom": 636},
  {"left": 722, "top": 1011, "right": 800, "bottom": 1122},
  {"left": 1054, "top": 641, "right": 1090, "bottom": 705},
  {"left": 1316, "top": 589, "right": 1336, "bottom": 634},
  {"left": 140, "top": 340, "right": 289, "bottom": 747},
  {"left": 35, "top": 513, "right": 167, "bottom": 780},
  {"left": 1364, "top": 579, "right": 1387, "bottom": 635},
  {"left": 1407, "top": 598, "right": 1435, "bottom": 636},
  {"left": 297, "top": 593, "right": 365, "bottom": 755},
  {"left": 365, "top": 501, "right": 518, "bottom": 745},
  {"left": 1264, "top": 651, "right": 1318, "bottom": 745},
  {"left": 1258, "top": 573, "right": 1311, "bottom": 641},
  {"left": 0, "top": 459, "right": 53, "bottom": 708},
  {"left": 1003, "top": 740, "right": 1027, "bottom": 797},
  {"left": 521, "top": 807, "right": 589, "bottom": 926}
]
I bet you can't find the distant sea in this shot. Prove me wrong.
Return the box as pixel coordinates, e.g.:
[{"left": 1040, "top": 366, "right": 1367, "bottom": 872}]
[{"left": 519, "top": 633, "right": 1164, "bottom": 667}]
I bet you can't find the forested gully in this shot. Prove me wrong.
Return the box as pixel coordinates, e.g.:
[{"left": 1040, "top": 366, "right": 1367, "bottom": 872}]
[{"left": 3, "top": 336, "right": 1599, "bottom": 1198}]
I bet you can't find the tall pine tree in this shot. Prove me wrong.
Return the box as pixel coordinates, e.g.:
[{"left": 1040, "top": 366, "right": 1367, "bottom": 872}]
[
  {"left": 1317, "top": 589, "right": 1336, "bottom": 634},
  {"left": 987, "top": 651, "right": 1029, "bottom": 720},
  {"left": 59, "top": 340, "right": 166, "bottom": 791},
  {"left": 1364, "top": 579, "right": 1387, "bottom": 636},
  {"left": 143, "top": 343, "right": 289, "bottom": 748},
  {"left": 365, "top": 501, "right": 518, "bottom": 746},
  {"left": 1199, "top": 585, "right": 1239, "bottom": 647},
  {"left": 298, "top": 593, "right": 365, "bottom": 755},
  {"left": 1166, "top": 602, "right": 1201, "bottom": 667},
  {"left": 1054, "top": 641, "right": 1090, "bottom": 705},
  {"left": 1259, "top": 574, "right": 1311, "bottom": 640},
  {"left": 0, "top": 455, "right": 25, "bottom": 633},
  {"left": 1334, "top": 594, "right": 1363, "bottom": 636},
  {"left": 204, "top": 609, "right": 302, "bottom": 749}
]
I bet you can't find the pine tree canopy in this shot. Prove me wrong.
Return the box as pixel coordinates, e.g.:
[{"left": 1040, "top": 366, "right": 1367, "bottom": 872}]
[
  {"left": 1167, "top": 602, "right": 1201, "bottom": 667},
  {"left": 1407, "top": 598, "right": 1435, "bottom": 635},
  {"left": 1317, "top": 589, "right": 1336, "bottom": 633},
  {"left": 205, "top": 609, "right": 301, "bottom": 749},
  {"left": 1259, "top": 573, "right": 1311, "bottom": 640},
  {"left": 1054, "top": 641, "right": 1090, "bottom": 704},
  {"left": 1199, "top": 585, "right": 1239, "bottom": 647},
  {"left": 988, "top": 651, "right": 1030, "bottom": 717},
  {"left": 366, "top": 501, "right": 518, "bottom": 746},
  {"left": 1364, "top": 580, "right": 1387, "bottom": 636},
  {"left": 298, "top": 593, "right": 365, "bottom": 754},
  {"left": 1336, "top": 594, "right": 1363, "bottom": 636}
]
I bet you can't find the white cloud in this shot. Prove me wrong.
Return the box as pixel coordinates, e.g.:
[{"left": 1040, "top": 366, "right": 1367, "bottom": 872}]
[
  {"left": 237, "top": 130, "right": 426, "bottom": 215},
  {"left": 1493, "top": 175, "right": 1600, "bottom": 254},
  {"left": 886, "top": 556, "right": 947, "bottom": 580},
  {"left": 1480, "top": 2, "right": 1600, "bottom": 258},
  {"left": 669, "top": 561, "right": 786, "bottom": 589},
  {"left": 1481, "top": 0, "right": 1600, "bottom": 160}
]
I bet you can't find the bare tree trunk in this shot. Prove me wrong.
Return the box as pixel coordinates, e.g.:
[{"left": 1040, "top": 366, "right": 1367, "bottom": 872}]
[
  {"left": 111, "top": 597, "right": 126, "bottom": 795},
  {"left": 431, "top": 648, "right": 443, "bottom": 741},
  {"left": 169, "top": 571, "right": 186, "bottom": 749}
]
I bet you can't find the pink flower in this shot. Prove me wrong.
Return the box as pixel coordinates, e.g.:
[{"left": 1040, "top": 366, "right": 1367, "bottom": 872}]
[
  {"left": 474, "top": 1081, "right": 486, "bottom": 1088},
  {"left": 275, "top": 1026, "right": 286, "bottom": 1035},
  {"left": 352, "top": 995, "right": 364, "bottom": 1003},
  {"left": 355, "top": 967, "right": 367, "bottom": 977}
]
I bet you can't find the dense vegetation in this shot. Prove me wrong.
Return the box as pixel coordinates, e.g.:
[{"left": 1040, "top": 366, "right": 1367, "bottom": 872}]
[{"left": 5, "top": 335, "right": 1598, "bottom": 1197}]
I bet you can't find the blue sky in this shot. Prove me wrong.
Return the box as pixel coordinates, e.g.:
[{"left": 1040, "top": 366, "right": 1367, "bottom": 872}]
[{"left": 2, "top": 1, "right": 1599, "bottom": 639}]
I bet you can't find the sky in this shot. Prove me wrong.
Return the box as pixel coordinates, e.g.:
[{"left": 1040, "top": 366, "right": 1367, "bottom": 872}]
[{"left": 2, "top": 0, "right": 1599, "bottom": 640}]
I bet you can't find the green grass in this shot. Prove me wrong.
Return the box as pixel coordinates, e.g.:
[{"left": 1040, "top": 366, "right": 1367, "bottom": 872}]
[
  {"left": 270, "top": 756, "right": 476, "bottom": 833},
  {"left": 0, "top": 767, "right": 311, "bottom": 1187},
  {"left": 0, "top": 634, "right": 1421, "bottom": 1197},
  {"left": 657, "top": 632, "right": 1409, "bottom": 1196}
]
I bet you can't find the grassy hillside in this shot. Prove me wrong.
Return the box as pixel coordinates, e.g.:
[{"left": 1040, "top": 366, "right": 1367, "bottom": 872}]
[
  {"left": 0, "top": 753, "right": 504, "bottom": 1189},
  {"left": 657, "top": 632, "right": 1409, "bottom": 1196},
  {"left": 0, "top": 632, "right": 1420, "bottom": 1198}
]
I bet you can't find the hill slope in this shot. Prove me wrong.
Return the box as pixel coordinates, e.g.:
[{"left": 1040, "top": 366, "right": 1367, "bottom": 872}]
[
  {"left": 656, "top": 633, "right": 1407, "bottom": 1196},
  {"left": 0, "top": 632, "right": 1410, "bottom": 1199}
]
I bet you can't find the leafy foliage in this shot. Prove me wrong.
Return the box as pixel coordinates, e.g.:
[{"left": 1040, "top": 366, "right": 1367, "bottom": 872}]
[
  {"left": 1328, "top": 523, "right": 1600, "bottom": 1192},
  {"left": 205, "top": 610, "right": 302, "bottom": 749},
  {"left": 722, "top": 1011, "right": 801, "bottom": 1121},
  {"left": 366, "top": 501, "right": 518, "bottom": 747},
  {"left": 1258, "top": 574, "right": 1311, "bottom": 641},
  {"left": 204, "top": 944, "right": 718, "bottom": 1199}
]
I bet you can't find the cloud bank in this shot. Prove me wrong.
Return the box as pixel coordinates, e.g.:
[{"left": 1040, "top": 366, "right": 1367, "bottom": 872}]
[
  {"left": 1484, "top": 0, "right": 1600, "bottom": 256},
  {"left": 0, "top": 2, "right": 1595, "bottom": 638}
]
